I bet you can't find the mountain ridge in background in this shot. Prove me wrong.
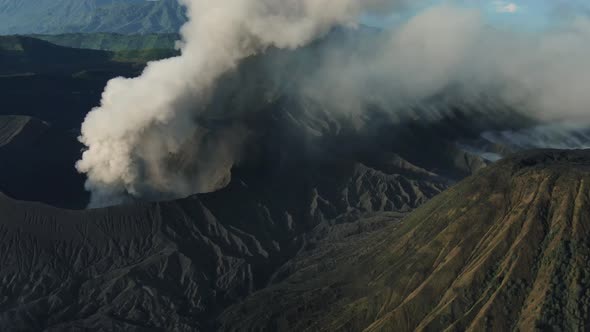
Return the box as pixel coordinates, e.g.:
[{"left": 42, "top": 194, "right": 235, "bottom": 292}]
[
  {"left": 31, "top": 32, "right": 179, "bottom": 51},
  {"left": 0, "top": 0, "right": 186, "bottom": 35}
]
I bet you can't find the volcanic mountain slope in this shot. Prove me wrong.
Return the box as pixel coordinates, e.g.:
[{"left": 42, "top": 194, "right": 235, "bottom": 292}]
[
  {"left": 1, "top": 149, "right": 589, "bottom": 331},
  {"left": 219, "top": 149, "right": 590, "bottom": 331},
  {"left": 0, "top": 192, "right": 278, "bottom": 331},
  {"left": 0, "top": 143, "right": 449, "bottom": 331}
]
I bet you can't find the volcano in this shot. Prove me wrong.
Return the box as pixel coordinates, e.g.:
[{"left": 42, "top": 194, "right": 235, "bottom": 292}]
[{"left": 1, "top": 149, "right": 589, "bottom": 330}]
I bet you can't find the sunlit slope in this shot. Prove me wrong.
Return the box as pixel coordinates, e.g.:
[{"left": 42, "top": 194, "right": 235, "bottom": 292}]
[{"left": 220, "top": 149, "right": 590, "bottom": 331}]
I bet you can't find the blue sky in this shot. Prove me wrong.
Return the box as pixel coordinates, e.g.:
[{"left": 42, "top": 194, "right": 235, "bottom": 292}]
[
  {"left": 363, "top": 0, "right": 590, "bottom": 31},
  {"left": 472, "top": 0, "right": 561, "bottom": 29}
]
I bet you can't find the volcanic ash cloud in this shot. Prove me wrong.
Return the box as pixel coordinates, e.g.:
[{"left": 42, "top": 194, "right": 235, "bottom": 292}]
[{"left": 76, "top": 0, "right": 397, "bottom": 207}]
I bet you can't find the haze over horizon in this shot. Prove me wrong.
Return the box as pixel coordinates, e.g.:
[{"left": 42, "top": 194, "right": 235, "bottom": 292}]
[{"left": 364, "top": 0, "right": 590, "bottom": 30}]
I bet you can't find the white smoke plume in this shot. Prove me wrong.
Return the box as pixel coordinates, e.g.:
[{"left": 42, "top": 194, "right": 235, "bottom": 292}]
[
  {"left": 78, "top": 1, "right": 590, "bottom": 207},
  {"left": 76, "top": 0, "right": 401, "bottom": 207},
  {"left": 301, "top": 5, "right": 590, "bottom": 123}
]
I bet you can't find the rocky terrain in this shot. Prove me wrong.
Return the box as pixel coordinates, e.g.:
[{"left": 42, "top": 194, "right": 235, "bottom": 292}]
[
  {"left": 220, "top": 149, "right": 590, "bottom": 331},
  {"left": 0, "top": 109, "right": 459, "bottom": 331},
  {"left": 1, "top": 149, "right": 589, "bottom": 331},
  {"left": 0, "top": 153, "right": 446, "bottom": 331}
]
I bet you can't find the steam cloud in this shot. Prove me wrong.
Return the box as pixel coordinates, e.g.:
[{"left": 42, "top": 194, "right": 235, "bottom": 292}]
[
  {"left": 301, "top": 5, "right": 590, "bottom": 122},
  {"left": 76, "top": 0, "right": 400, "bottom": 207},
  {"left": 77, "top": 1, "right": 590, "bottom": 207}
]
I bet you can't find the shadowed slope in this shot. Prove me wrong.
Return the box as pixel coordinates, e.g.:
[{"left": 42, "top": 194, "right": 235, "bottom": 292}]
[
  {"left": 0, "top": 116, "right": 88, "bottom": 209},
  {"left": 0, "top": 144, "right": 447, "bottom": 330},
  {"left": 219, "top": 149, "right": 590, "bottom": 331},
  {"left": 0, "top": 193, "right": 269, "bottom": 331},
  {"left": 2, "top": 148, "right": 588, "bottom": 330}
]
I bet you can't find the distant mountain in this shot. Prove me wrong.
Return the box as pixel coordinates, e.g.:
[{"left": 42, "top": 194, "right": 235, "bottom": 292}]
[{"left": 0, "top": 0, "right": 186, "bottom": 35}]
